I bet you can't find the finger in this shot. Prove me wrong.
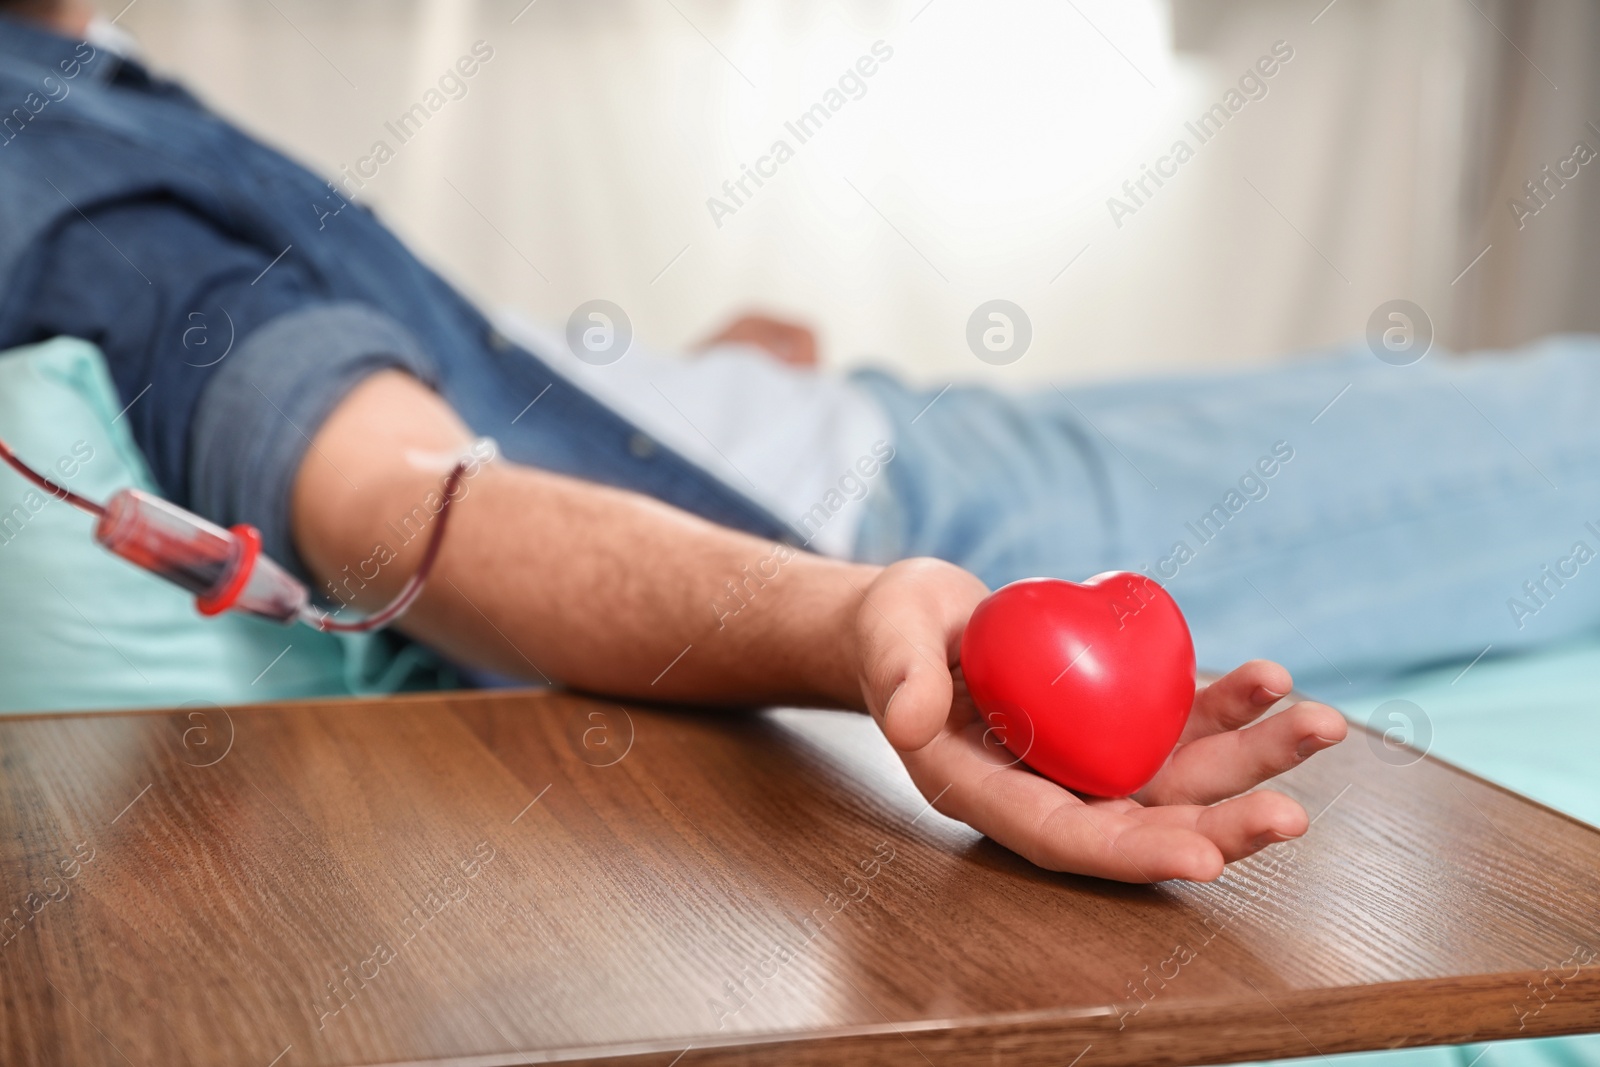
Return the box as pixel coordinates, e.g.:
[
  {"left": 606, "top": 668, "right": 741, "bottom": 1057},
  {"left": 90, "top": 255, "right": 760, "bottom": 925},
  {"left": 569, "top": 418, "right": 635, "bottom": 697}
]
[
  {"left": 699, "top": 316, "right": 819, "bottom": 366},
  {"left": 907, "top": 734, "right": 1225, "bottom": 882},
  {"left": 1086, "top": 822, "right": 1227, "bottom": 882},
  {"left": 1181, "top": 660, "right": 1296, "bottom": 742},
  {"left": 787, "top": 327, "right": 819, "bottom": 367},
  {"left": 765, "top": 323, "right": 818, "bottom": 366},
  {"left": 1135, "top": 791, "right": 1308, "bottom": 862},
  {"left": 1198, "top": 791, "right": 1307, "bottom": 860},
  {"left": 855, "top": 562, "right": 987, "bottom": 751},
  {"left": 1140, "top": 701, "right": 1347, "bottom": 806}
]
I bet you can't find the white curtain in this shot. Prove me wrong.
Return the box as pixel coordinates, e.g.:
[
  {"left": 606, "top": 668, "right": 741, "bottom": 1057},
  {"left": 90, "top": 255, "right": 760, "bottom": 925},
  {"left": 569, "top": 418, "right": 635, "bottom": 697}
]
[{"left": 123, "top": 0, "right": 1600, "bottom": 382}]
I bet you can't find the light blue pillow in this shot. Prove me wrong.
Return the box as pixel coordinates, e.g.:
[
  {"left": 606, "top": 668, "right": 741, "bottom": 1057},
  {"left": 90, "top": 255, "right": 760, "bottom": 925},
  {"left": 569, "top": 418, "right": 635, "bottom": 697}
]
[{"left": 0, "top": 337, "right": 445, "bottom": 713}]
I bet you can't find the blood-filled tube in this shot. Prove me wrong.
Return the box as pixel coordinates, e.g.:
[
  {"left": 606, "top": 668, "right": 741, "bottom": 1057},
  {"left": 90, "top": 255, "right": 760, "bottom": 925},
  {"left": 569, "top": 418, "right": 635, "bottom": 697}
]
[{"left": 93, "top": 488, "right": 308, "bottom": 622}]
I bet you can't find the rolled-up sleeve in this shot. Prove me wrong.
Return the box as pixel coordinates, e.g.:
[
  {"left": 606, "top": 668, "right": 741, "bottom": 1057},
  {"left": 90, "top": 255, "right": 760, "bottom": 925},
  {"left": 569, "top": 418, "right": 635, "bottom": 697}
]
[
  {"left": 190, "top": 302, "right": 436, "bottom": 576},
  {"left": 18, "top": 200, "right": 438, "bottom": 579}
]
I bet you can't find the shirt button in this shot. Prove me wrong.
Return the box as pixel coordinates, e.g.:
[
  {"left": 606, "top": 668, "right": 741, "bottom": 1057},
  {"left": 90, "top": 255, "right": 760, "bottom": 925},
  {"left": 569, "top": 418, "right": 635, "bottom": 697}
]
[
  {"left": 486, "top": 328, "right": 513, "bottom": 352},
  {"left": 628, "top": 433, "right": 656, "bottom": 459}
]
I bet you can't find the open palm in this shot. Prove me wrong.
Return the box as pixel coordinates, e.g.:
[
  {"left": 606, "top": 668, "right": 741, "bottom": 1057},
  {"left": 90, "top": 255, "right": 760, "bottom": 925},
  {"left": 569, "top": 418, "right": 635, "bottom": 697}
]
[{"left": 855, "top": 559, "right": 1348, "bottom": 882}]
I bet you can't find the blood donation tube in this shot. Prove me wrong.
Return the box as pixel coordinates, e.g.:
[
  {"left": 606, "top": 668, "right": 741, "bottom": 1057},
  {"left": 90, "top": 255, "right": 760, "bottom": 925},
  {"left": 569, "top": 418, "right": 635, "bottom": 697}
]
[{"left": 93, "top": 488, "right": 309, "bottom": 623}]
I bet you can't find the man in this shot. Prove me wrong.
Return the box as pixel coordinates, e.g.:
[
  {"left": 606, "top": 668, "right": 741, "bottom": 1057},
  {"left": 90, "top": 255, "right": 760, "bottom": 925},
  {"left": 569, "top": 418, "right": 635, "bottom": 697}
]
[{"left": 2, "top": 1, "right": 1595, "bottom": 885}]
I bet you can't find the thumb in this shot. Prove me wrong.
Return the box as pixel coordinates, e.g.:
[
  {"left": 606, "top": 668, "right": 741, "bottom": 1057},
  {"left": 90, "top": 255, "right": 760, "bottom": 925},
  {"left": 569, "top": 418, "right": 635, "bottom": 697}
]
[
  {"left": 873, "top": 648, "right": 954, "bottom": 753},
  {"left": 856, "top": 561, "right": 985, "bottom": 752}
]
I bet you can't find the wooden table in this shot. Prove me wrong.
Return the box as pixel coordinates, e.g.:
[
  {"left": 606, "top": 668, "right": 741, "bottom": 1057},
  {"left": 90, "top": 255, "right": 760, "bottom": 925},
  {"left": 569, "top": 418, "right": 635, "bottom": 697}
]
[{"left": 1, "top": 689, "right": 1597, "bottom": 1067}]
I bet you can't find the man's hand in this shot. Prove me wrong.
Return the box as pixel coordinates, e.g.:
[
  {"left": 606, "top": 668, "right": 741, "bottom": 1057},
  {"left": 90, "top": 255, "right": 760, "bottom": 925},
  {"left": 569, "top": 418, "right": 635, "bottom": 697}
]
[
  {"left": 697, "top": 313, "right": 819, "bottom": 367},
  {"left": 854, "top": 559, "right": 1348, "bottom": 882}
]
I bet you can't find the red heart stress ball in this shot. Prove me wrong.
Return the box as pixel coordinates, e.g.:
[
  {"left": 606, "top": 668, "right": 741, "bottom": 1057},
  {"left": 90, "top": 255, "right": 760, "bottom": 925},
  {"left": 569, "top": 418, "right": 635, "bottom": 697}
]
[{"left": 959, "top": 572, "right": 1197, "bottom": 797}]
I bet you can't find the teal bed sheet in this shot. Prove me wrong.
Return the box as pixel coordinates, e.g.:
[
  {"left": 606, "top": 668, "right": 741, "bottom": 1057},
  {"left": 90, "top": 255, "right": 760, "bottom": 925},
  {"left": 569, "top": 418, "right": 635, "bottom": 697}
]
[{"left": 1247, "top": 641, "right": 1600, "bottom": 1067}]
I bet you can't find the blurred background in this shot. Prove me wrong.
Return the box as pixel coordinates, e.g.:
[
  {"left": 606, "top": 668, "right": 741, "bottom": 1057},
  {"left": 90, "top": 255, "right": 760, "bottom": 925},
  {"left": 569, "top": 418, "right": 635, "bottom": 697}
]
[{"left": 119, "top": 0, "right": 1600, "bottom": 385}]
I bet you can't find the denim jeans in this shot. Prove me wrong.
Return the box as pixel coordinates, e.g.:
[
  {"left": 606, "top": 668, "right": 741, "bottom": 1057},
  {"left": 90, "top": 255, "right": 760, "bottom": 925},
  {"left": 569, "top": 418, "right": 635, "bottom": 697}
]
[{"left": 854, "top": 335, "right": 1600, "bottom": 698}]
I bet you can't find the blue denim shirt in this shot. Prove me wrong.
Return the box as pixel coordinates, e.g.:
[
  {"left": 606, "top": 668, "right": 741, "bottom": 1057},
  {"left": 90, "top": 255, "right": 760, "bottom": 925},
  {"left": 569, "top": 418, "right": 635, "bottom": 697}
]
[{"left": 0, "top": 16, "right": 792, "bottom": 580}]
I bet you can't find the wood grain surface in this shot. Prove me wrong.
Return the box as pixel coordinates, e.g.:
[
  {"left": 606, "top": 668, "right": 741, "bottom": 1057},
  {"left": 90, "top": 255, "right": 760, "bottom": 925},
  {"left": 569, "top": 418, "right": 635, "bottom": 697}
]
[{"left": 1, "top": 688, "right": 1597, "bottom": 1067}]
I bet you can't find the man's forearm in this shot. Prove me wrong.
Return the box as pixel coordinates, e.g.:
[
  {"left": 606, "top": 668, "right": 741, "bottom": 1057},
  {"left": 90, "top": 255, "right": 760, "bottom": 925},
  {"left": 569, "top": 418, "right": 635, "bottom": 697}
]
[{"left": 291, "top": 372, "right": 881, "bottom": 707}]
